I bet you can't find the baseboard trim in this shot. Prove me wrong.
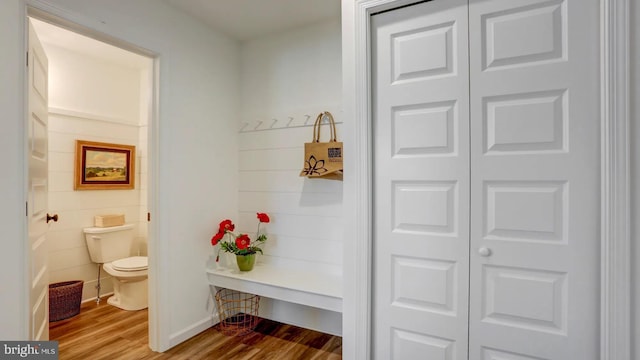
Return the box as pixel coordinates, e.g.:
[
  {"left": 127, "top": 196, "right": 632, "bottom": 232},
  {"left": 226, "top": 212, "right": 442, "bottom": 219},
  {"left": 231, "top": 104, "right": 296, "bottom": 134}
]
[{"left": 168, "top": 315, "right": 217, "bottom": 349}]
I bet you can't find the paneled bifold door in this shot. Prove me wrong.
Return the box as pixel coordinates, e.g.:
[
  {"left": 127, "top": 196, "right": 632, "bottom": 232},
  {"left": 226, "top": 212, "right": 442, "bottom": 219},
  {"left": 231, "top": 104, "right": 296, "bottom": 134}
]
[{"left": 372, "top": 0, "right": 600, "bottom": 359}]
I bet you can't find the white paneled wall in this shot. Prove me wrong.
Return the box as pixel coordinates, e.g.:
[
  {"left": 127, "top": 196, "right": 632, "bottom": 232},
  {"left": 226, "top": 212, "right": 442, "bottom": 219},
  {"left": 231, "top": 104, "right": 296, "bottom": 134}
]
[
  {"left": 237, "top": 19, "right": 343, "bottom": 273},
  {"left": 44, "top": 40, "right": 150, "bottom": 302},
  {"left": 238, "top": 125, "right": 343, "bottom": 275},
  {"left": 234, "top": 18, "right": 343, "bottom": 332},
  {"left": 48, "top": 113, "right": 146, "bottom": 300}
]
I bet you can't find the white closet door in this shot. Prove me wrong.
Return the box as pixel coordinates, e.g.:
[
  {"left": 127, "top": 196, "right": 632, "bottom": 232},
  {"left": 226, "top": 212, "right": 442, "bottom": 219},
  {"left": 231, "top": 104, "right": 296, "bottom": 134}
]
[
  {"left": 468, "top": 0, "right": 600, "bottom": 359},
  {"left": 372, "top": 1, "right": 470, "bottom": 359}
]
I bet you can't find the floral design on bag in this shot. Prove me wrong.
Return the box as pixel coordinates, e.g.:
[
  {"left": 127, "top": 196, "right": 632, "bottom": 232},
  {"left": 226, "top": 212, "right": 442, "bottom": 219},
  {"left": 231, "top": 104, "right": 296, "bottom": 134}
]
[{"left": 302, "top": 155, "right": 328, "bottom": 176}]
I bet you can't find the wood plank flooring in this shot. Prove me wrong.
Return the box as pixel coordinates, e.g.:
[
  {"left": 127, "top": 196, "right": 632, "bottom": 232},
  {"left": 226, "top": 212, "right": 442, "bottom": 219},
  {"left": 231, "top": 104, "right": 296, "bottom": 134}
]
[{"left": 50, "top": 297, "right": 342, "bottom": 360}]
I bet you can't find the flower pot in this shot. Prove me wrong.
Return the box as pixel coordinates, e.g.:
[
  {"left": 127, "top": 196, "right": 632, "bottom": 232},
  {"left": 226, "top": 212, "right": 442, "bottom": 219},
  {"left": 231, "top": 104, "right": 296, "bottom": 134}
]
[{"left": 236, "top": 254, "right": 256, "bottom": 271}]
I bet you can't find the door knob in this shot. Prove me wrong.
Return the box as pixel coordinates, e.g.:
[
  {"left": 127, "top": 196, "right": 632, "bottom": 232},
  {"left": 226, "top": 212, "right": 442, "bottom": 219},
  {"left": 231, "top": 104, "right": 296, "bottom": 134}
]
[
  {"left": 46, "top": 213, "right": 59, "bottom": 223},
  {"left": 478, "top": 247, "right": 492, "bottom": 257}
]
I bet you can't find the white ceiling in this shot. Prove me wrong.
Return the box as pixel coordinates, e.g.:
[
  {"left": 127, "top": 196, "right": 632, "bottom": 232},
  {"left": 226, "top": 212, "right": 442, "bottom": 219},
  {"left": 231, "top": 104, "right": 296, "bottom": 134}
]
[
  {"left": 30, "top": 1, "right": 340, "bottom": 69},
  {"left": 30, "top": 18, "right": 152, "bottom": 69},
  {"left": 163, "top": 0, "right": 341, "bottom": 41}
]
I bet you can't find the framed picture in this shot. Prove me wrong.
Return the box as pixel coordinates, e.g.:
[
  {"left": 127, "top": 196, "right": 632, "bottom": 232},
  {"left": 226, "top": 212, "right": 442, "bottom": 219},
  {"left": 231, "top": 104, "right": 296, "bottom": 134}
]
[{"left": 74, "top": 140, "right": 136, "bottom": 190}]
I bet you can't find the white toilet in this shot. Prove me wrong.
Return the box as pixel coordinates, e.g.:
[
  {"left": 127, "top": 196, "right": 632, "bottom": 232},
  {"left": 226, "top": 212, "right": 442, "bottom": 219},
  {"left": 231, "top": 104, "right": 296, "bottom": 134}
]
[{"left": 84, "top": 223, "right": 148, "bottom": 311}]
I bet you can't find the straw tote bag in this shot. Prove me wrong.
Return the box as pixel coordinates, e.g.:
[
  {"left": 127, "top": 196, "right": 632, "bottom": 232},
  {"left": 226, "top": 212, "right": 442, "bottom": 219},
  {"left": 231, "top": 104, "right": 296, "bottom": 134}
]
[{"left": 299, "top": 111, "right": 343, "bottom": 180}]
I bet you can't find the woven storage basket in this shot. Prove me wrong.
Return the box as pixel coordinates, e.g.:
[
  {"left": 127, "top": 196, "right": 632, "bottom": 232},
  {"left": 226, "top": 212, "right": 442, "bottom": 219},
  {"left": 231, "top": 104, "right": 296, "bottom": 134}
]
[
  {"left": 214, "top": 288, "right": 260, "bottom": 336},
  {"left": 49, "top": 280, "right": 83, "bottom": 322}
]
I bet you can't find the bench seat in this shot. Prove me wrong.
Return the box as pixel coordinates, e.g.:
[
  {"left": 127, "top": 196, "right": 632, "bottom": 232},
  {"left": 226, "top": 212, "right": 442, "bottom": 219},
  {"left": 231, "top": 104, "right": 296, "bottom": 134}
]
[{"left": 206, "top": 262, "right": 342, "bottom": 313}]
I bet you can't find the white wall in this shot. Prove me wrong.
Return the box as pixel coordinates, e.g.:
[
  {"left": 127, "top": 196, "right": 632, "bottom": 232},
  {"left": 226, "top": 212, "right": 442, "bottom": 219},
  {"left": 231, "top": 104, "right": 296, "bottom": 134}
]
[
  {"left": 1, "top": 0, "right": 240, "bottom": 350},
  {"left": 240, "top": 20, "right": 342, "bottom": 126},
  {"left": 47, "top": 47, "right": 143, "bottom": 121},
  {"left": 238, "top": 19, "right": 343, "bottom": 272},
  {"left": 340, "top": 1, "right": 362, "bottom": 358},
  {"left": 632, "top": 0, "right": 640, "bottom": 357},
  {"left": 43, "top": 42, "right": 150, "bottom": 302},
  {"left": 0, "top": 0, "right": 28, "bottom": 341},
  {"left": 235, "top": 19, "right": 343, "bottom": 334}
]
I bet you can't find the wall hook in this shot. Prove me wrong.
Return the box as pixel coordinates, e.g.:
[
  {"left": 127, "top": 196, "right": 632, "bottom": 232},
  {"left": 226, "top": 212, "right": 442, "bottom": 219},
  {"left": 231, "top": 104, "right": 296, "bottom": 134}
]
[
  {"left": 287, "top": 117, "right": 294, "bottom": 127},
  {"left": 254, "top": 120, "right": 263, "bottom": 130},
  {"left": 270, "top": 118, "right": 278, "bottom": 128},
  {"left": 304, "top": 114, "right": 312, "bottom": 125},
  {"left": 240, "top": 122, "right": 249, "bottom": 132}
]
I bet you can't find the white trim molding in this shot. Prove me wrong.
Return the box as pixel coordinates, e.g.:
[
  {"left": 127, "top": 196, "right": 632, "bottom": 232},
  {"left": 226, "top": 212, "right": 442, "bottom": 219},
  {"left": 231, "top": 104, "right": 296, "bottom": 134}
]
[
  {"left": 48, "top": 107, "right": 143, "bottom": 127},
  {"left": 345, "top": 0, "right": 632, "bottom": 359},
  {"left": 600, "top": 0, "right": 632, "bottom": 359},
  {"left": 168, "top": 316, "right": 216, "bottom": 349}
]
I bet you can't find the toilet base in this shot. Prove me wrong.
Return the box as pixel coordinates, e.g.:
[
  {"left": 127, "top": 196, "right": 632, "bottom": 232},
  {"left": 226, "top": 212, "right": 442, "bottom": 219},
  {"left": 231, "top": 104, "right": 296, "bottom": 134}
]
[{"left": 109, "top": 278, "right": 148, "bottom": 311}]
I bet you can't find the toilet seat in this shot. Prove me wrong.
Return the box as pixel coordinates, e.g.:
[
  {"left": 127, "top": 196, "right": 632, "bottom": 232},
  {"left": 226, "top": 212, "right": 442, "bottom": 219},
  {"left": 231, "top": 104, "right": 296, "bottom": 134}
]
[
  {"left": 111, "top": 256, "right": 148, "bottom": 271},
  {"left": 102, "top": 262, "right": 147, "bottom": 280}
]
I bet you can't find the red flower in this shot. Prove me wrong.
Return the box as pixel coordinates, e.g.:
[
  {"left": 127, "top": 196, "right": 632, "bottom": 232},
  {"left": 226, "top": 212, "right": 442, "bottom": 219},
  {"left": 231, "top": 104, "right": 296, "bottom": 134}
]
[
  {"left": 211, "top": 231, "right": 224, "bottom": 246},
  {"left": 257, "top": 213, "right": 270, "bottom": 223},
  {"left": 236, "top": 234, "right": 250, "bottom": 250},
  {"left": 219, "top": 219, "right": 235, "bottom": 232}
]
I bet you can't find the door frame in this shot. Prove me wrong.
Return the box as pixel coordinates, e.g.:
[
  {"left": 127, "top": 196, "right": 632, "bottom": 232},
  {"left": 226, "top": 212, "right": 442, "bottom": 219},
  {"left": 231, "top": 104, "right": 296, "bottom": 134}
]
[
  {"left": 23, "top": 2, "right": 165, "bottom": 350},
  {"left": 343, "top": 0, "right": 632, "bottom": 359}
]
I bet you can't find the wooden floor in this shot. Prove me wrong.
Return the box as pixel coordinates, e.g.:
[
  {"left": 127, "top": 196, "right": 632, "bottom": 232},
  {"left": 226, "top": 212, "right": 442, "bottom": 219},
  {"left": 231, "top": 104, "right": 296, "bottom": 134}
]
[{"left": 50, "top": 297, "right": 342, "bottom": 360}]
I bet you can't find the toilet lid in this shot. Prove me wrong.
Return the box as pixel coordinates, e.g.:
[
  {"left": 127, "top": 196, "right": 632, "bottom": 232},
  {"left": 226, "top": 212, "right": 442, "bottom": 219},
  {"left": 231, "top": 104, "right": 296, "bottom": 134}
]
[{"left": 112, "top": 256, "right": 148, "bottom": 271}]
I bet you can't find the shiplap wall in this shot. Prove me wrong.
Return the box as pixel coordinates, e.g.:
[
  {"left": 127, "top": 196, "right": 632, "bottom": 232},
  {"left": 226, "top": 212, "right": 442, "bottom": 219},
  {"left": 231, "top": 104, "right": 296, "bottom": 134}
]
[
  {"left": 233, "top": 19, "right": 343, "bottom": 334},
  {"left": 43, "top": 41, "right": 151, "bottom": 302},
  {"left": 48, "top": 113, "right": 147, "bottom": 299},
  {"left": 236, "top": 19, "right": 343, "bottom": 274},
  {"left": 238, "top": 124, "right": 344, "bottom": 275}
]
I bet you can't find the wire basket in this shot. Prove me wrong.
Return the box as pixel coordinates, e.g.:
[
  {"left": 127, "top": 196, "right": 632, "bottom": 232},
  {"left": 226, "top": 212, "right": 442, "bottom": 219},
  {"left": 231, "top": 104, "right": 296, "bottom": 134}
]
[
  {"left": 214, "top": 288, "right": 260, "bottom": 336},
  {"left": 49, "top": 280, "right": 84, "bottom": 322}
]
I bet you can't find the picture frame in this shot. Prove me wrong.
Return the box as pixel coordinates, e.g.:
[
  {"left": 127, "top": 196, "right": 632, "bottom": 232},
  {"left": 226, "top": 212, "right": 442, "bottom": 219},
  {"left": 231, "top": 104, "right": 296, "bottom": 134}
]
[{"left": 74, "top": 140, "right": 136, "bottom": 190}]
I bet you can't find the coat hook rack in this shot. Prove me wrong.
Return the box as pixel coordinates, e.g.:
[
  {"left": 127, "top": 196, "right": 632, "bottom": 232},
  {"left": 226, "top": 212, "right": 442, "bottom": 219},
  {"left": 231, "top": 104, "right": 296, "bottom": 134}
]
[{"left": 238, "top": 109, "right": 343, "bottom": 133}]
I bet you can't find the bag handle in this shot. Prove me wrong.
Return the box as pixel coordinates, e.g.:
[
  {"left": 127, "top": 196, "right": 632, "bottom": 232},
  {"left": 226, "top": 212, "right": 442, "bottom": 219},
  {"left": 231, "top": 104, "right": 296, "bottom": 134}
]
[
  {"left": 313, "top": 111, "right": 338, "bottom": 143},
  {"left": 312, "top": 112, "right": 323, "bottom": 142}
]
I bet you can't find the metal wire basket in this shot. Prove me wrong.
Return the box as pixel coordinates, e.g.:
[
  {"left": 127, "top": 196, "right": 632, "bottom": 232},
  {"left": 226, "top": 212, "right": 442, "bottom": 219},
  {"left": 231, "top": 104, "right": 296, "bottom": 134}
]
[{"left": 214, "top": 288, "right": 260, "bottom": 336}]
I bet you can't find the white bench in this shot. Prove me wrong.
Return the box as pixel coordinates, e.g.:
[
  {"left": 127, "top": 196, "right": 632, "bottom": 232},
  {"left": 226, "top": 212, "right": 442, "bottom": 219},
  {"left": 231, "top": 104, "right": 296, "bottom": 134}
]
[{"left": 206, "top": 262, "right": 342, "bottom": 313}]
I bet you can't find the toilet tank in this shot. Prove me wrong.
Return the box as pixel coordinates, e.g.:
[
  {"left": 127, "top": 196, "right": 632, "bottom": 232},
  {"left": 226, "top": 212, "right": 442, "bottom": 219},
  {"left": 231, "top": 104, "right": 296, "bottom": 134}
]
[{"left": 84, "top": 223, "right": 135, "bottom": 263}]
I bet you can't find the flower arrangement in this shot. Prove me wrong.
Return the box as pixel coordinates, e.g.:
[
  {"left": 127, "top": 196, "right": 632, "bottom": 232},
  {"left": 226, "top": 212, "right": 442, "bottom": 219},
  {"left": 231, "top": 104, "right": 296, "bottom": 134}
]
[{"left": 211, "top": 212, "right": 270, "bottom": 262}]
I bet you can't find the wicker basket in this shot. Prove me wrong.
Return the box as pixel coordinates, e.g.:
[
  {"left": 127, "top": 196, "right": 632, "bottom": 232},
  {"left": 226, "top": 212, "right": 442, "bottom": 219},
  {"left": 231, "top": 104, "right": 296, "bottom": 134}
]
[
  {"left": 49, "top": 280, "right": 83, "bottom": 322},
  {"left": 214, "top": 288, "right": 260, "bottom": 336}
]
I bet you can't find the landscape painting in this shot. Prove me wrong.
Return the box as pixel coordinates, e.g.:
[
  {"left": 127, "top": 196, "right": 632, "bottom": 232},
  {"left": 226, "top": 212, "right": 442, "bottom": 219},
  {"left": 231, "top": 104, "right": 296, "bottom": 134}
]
[{"left": 75, "top": 140, "right": 136, "bottom": 190}]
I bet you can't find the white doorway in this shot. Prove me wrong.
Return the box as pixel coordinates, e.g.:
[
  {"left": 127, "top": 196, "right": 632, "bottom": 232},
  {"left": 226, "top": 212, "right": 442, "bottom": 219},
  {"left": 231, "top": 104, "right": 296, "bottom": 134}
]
[
  {"left": 371, "top": 0, "right": 600, "bottom": 359},
  {"left": 27, "top": 12, "right": 155, "bottom": 343}
]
